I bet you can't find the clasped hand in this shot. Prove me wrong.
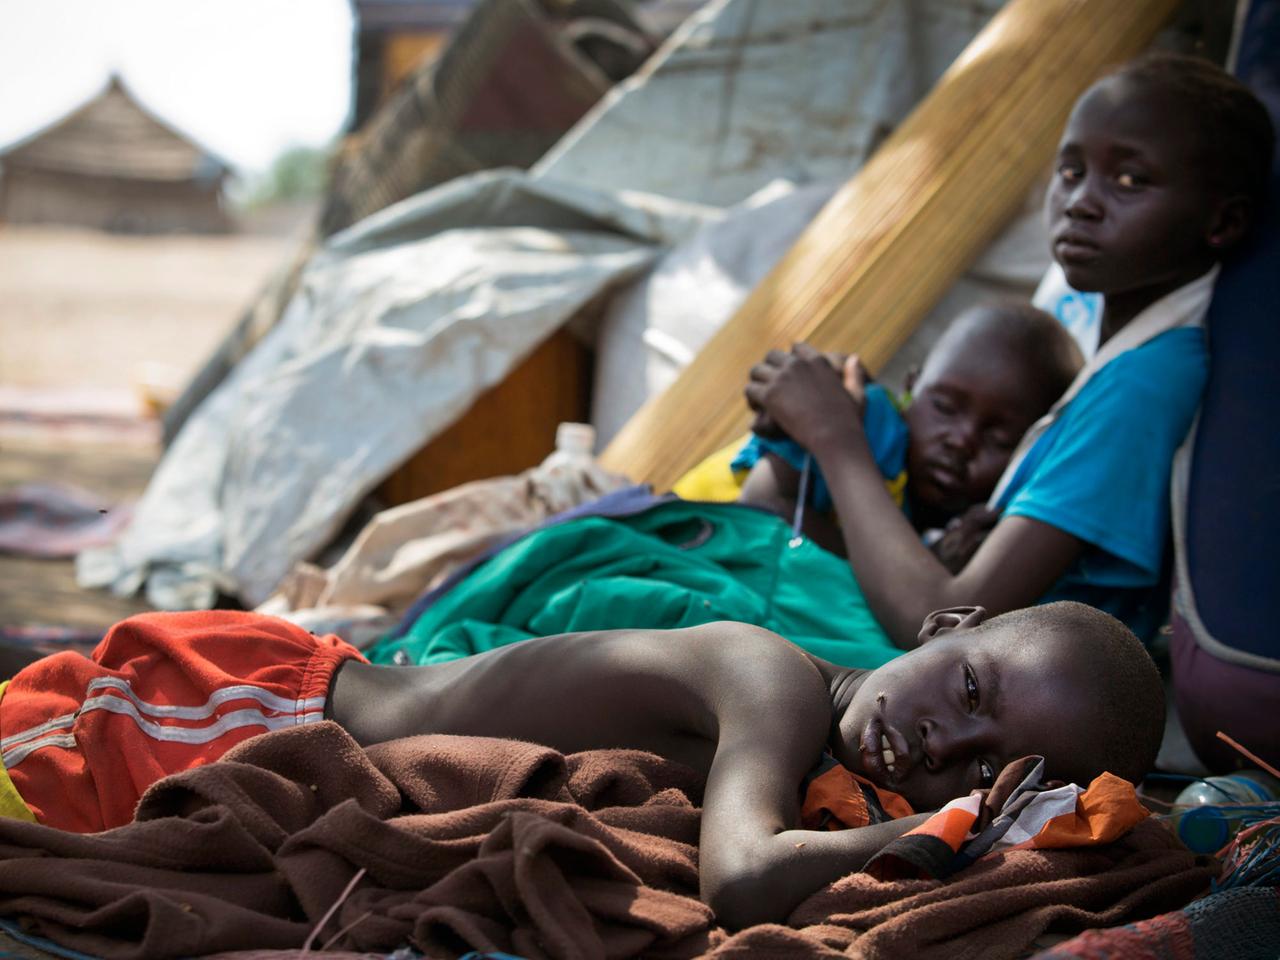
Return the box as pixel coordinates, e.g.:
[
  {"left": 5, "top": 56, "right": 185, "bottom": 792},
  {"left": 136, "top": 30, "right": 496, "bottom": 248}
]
[{"left": 743, "top": 343, "right": 868, "bottom": 452}]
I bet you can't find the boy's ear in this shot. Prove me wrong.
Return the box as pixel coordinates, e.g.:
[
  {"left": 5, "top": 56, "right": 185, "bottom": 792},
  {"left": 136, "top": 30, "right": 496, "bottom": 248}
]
[
  {"left": 1207, "top": 195, "right": 1252, "bottom": 252},
  {"left": 917, "top": 605, "right": 988, "bottom": 645}
]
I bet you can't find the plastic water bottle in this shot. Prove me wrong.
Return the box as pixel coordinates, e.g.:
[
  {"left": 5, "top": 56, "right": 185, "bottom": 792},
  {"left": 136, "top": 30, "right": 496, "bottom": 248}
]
[
  {"left": 1173, "top": 770, "right": 1280, "bottom": 853},
  {"left": 541, "top": 422, "right": 596, "bottom": 471}
]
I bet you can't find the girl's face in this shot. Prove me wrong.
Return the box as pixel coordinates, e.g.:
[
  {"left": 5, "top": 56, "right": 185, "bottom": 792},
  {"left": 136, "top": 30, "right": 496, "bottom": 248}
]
[{"left": 1046, "top": 76, "right": 1224, "bottom": 306}]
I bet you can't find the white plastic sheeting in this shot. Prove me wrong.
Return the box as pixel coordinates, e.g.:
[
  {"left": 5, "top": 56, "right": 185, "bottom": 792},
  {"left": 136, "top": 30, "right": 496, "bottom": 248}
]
[
  {"left": 78, "top": 172, "right": 714, "bottom": 609},
  {"left": 572, "top": 0, "right": 1051, "bottom": 444},
  {"left": 591, "top": 179, "right": 841, "bottom": 442},
  {"left": 536, "top": 0, "right": 1010, "bottom": 206}
]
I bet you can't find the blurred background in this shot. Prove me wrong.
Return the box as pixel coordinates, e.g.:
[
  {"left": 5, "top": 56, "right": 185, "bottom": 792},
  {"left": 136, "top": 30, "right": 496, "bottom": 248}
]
[
  {"left": 0, "top": 0, "right": 351, "bottom": 409},
  {"left": 0, "top": 0, "right": 712, "bottom": 627},
  {"left": 0, "top": 0, "right": 1235, "bottom": 632}
]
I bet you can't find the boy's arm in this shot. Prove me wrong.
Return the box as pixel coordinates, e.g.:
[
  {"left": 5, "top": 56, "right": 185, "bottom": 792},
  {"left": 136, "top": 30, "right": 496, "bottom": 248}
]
[
  {"left": 699, "top": 713, "right": 931, "bottom": 927},
  {"left": 746, "top": 345, "right": 1086, "bottom": 646},
  {"left": 931, "top": 506, "right": 1000, "bottom": 573},
  {"left": 692, "top": 639, "right": 927, "bottom": 928}
]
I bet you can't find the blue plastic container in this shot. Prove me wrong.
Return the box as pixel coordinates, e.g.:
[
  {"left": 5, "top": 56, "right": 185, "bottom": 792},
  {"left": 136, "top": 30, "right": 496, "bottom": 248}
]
[{"left": 1173, "top": 771, "right": 1280, "bottom": 854}]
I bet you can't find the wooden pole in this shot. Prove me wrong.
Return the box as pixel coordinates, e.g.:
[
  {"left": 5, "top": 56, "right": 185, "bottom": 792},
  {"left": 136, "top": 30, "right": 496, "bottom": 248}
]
[{"left": 599, "top": 0, "right": 1179, "bottom": 490}]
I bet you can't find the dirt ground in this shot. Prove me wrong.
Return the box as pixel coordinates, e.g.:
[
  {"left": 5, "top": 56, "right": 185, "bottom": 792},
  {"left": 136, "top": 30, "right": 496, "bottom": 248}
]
[
  {"left": 0, "top": 224, "right": 300, "bottom": 394},
  {"left": 0, "top": 220, "right": 304, "bottom": 627}
]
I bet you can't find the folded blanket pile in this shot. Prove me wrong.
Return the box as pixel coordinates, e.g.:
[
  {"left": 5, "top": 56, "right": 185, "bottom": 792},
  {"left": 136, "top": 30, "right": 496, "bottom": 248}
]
[
  {"left": 371, "top": 499, "right": 902, "bottom": 669},
  {"left": 0, "top": 723, "right": 1215, "bottom": 960}
]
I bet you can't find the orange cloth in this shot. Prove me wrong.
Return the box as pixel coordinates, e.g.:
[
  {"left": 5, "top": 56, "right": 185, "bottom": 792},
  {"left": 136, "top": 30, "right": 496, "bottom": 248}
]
[
  {"left": 0, "top": 611, "right": 364, "bottom": 833},
  {"left": 801, "top": 761, "right": 914, "bottom": 829},
  {"left": 801, "top": 754, "right": 1150, "bottom": 881},
  {"left": 899, "top": 771, "right": 1146, "bottom": 852},
  {"left": 868, "top": 757, "right": 1150, "bottom": 880}
]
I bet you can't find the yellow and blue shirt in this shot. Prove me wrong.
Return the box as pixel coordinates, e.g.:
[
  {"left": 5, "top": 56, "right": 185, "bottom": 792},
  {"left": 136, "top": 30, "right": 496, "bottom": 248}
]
[{"left": 674, "top": 384, "right": 910, "bottom": 513}]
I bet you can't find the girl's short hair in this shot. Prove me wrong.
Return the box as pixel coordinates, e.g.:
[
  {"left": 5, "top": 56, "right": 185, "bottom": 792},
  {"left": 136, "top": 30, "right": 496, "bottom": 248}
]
[{"left": 1110, "top": 53, "right": 1275, "bottom": 209}]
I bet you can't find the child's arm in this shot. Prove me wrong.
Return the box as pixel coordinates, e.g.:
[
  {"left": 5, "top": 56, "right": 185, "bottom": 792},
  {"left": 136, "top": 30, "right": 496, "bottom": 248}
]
[
  {"left": 699, "top": 694, "right": 931, "bottom": 927},
  {"left": 931, "top": 505, "right": 1000, "bottom": 573},
  {"left": 703, "top": 804, "right": 931, "bottom": 928},
  {"left": 746, "top": 345, "right": 1086, "bottom": 646},
  {"left": 738, "top": 454, "right": 846, "bottom": 554}
]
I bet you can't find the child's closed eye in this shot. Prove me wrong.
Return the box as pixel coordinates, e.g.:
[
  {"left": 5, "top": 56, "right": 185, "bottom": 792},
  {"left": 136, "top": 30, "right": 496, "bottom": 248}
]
[{"left": 983, "top": 428, "right": 1018, "bottom": 452}]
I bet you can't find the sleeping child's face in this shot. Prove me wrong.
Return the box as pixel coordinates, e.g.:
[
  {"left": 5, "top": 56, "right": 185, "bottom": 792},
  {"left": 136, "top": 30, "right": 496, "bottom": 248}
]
[{"left": 901, "top": 310, "right": 1052, "bottom": 526}]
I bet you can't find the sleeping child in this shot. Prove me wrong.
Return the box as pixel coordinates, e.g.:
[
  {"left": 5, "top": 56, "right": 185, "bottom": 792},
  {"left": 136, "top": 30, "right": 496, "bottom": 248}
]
[
  {"left": 728, "top": 302, "right": 1083, "bottom": 555},
  {"left": 0, "top": 601, "right": 1164, "bottom": 929}
]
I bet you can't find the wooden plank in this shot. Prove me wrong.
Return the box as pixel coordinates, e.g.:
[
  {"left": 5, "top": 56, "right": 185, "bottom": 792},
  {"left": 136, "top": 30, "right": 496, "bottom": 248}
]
[
  {"left": 599, "top": 0, "right": 1179, "bottom": 491},
  {"left": 377, "top": 329, "right": 591, "bottom": 505}
]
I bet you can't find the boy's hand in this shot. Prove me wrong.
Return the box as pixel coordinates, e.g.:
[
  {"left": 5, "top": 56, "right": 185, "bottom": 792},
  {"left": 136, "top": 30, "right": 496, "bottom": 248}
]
[
  {"left": 930, "top": 506, "right": 1000, "bottom": 573},
  {"left": 746, "top": 349, "right": 790, "bottom": 439},
  {"left": 839, "top": 353, "right": 871, "bottom": 402},
  {"left": 745, "top": 344, "right": 866, "bottom": 451}
]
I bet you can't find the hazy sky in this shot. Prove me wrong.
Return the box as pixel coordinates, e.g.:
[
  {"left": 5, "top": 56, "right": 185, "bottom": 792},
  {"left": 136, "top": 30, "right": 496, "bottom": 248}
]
[{"left": 0, "top": 0, "right": 354, "bottom": 173}]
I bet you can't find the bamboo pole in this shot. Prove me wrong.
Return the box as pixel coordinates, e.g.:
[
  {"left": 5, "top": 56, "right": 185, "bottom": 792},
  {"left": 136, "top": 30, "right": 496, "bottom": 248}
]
[{"left": 599, "top": 0, "right": 1179, "bottom": 490}]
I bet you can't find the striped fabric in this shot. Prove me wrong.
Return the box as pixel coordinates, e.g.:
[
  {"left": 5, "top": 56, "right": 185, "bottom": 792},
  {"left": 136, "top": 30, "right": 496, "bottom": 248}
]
[
  {"left": 1, "top": 677, "right": 327, "bottom": 768},
  {"left": 865, "top": 756, "right": 1149, "bottom": 880},
  {"left": 0, "top": 611, "right": 362, "bottom": 832}
]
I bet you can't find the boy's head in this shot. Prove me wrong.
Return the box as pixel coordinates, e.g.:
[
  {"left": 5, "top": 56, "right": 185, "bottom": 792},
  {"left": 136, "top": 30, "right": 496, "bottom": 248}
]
[
  {"left": 832, "top": 601, "right": 1164, "bottom": 812},
  {"left": 1047, "top": 53, "right": 1275, "bottom": 303},
  {"left": 902, "top": 303, "right": 1083, "bottom": 526}
]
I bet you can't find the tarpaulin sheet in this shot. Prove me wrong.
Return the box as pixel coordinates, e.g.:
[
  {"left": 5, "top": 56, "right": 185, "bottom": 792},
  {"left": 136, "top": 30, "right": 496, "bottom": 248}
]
[
  {"left": 561, "top": 0, "right": 1051, "bottom": 443},
  {"left": 79, "top": 173, "right": 712, "bottom": 608}
]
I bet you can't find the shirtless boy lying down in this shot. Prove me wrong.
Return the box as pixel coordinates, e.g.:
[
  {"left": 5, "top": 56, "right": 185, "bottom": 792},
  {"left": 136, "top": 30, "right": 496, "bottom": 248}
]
[{"left": 0, "top": 601, "right": 1163, "bottom": 929}]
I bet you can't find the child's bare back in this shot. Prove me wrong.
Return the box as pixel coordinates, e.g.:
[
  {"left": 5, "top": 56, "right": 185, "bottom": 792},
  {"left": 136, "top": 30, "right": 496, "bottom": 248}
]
[{"left": 330, "top": 621, "right": 828, "bottom": 781}]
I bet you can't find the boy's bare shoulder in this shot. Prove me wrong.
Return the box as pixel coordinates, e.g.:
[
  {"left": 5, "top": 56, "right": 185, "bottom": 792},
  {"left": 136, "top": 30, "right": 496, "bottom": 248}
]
[
  {"left": 507, "top": 620, "right": 813, "bottom": 675},
  {"left": 617, "top": 621, "right": 822, "bottom": 687}
]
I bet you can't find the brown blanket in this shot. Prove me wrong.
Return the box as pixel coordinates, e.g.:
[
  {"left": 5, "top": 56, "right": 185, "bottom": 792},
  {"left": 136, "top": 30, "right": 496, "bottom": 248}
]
[{"left": 0, "top": 723, "right": 1215, "bottom": 960}]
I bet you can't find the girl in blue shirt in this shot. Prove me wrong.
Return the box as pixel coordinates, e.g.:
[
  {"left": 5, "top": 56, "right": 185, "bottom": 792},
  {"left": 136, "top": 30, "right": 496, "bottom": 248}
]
[{"left": 745, "top": 54, "right": 1274, "bottom": 646}]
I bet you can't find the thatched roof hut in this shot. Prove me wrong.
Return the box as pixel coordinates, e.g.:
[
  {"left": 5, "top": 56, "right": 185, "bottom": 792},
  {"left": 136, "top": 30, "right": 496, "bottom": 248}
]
[{"left": 0, "top": 75, "right": 232, "bottom": 233}]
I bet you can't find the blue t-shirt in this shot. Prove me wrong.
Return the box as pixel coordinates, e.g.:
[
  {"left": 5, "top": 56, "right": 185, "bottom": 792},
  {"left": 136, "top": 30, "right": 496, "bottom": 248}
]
[
  {"left": 995, "top": 327, "right": 1208, "bottom": 639},
  {"left": 730, "top": 383, "right": 910, "bottom": 514}
]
